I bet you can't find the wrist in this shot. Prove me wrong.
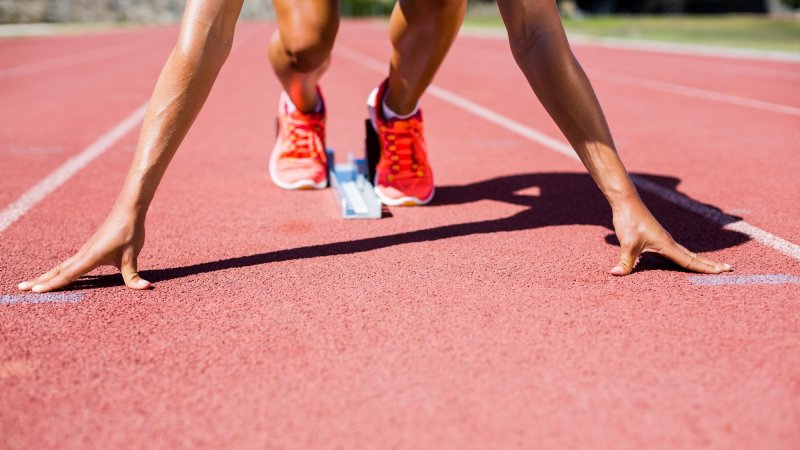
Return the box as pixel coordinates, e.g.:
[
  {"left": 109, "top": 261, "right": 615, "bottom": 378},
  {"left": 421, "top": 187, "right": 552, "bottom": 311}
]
[
  {"left": 606, "top": 189, "right": 644, "bottom": 214},
  {"left": 110, "top": 192, "right": 149, "bottom": 226}
]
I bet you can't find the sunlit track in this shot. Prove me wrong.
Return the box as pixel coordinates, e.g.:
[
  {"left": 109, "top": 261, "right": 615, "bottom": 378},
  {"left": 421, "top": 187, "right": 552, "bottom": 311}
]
[
  {"left": 575, "top": 69, "right": 800, "bottom": 116},
  {"left": 460, "top": 27, "right": 800, "bottom": 63},
  {"left": 334, "top": 44, "right": 800, "bottom": 261},
  {"left": 0, "top": 41, "right": 156, "bottom": 80},
  {"left": 1, "top": 21, "right": 799, "bottom": 450},
  {"left": 0, "top": 29, "right": 259, "bottom": 234},
  {"left": 445, "top": 44, "right": 800, "bottom": 115}
]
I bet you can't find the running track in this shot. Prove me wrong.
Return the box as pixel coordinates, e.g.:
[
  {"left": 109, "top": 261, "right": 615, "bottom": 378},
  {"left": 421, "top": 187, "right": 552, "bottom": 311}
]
[{"left": 1, "top": 21, "right": 799, "bottom": 449}]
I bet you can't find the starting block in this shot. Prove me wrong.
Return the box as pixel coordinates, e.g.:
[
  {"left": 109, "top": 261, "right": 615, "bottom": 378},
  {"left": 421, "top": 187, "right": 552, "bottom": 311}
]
[{"left": 325, "top": 120, "right": 383, "bottom": 219}]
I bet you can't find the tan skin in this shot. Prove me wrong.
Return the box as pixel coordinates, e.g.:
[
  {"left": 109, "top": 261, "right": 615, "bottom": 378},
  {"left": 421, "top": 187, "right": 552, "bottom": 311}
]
[
  {"left": 18, "top": 0, "right": 467, "bottom": 293},
  {"left": 19, "top": 0, "right": 729, "bottom": 293},
  {"left": 495, "top": 0, "right": 730, "bottom": 275}
]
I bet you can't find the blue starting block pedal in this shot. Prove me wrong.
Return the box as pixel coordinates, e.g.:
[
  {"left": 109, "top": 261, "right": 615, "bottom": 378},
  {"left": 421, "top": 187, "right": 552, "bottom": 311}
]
[
  {"left": 325, "top": 119, "right": 383, "bottom": 219},
  {"left": 326, "top": 149, "right": 382, "bottom": 219}
]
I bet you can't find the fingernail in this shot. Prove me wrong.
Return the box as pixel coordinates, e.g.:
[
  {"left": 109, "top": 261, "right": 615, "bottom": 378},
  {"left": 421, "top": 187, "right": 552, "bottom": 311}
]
[
  {"left": 31, "top": 285, "right": 45, "bottom": 293},
  {"left": 723, "top": 263, "right": 732, "bottom": 270},
  {"left": 18, "top": 282, "right": 29, "bottom": 290}
]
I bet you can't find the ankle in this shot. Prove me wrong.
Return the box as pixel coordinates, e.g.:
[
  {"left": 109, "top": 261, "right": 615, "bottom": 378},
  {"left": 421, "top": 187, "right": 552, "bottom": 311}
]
[
  {"left": 285, "top": 90, "right": 322, "bottom": 114},
  {"left": 383, "top": 89, "right": 419, "bottom": 119}
]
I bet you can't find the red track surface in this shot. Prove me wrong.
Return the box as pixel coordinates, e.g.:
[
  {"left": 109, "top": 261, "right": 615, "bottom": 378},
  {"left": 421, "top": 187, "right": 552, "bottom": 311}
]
[{"left": 2, "top": 21, "right": 799, "bottom": 449}]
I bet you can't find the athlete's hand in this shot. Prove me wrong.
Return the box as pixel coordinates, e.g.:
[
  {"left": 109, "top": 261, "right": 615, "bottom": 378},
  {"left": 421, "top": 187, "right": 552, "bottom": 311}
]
[
  {"left": 18, "top": 213, "right": 151, "bottom": 293},
  {"left": 609, "top": 196, "right": 732, "bottom": 276}
]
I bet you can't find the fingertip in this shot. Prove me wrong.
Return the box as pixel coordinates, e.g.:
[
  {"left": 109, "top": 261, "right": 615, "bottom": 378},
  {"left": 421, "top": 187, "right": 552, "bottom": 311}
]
[
  {"left": 723, "top": 263, "right": 732, "bottom": 271},
  {"left": 31, "top": 284, "right": 47, "bottom": 293},
  {"left": 18, "top": 281, "right": 32, "bottom": 290},
  {"left": 130, "top": 278, "right": 152, "bottom": 290},
  {"left": 610, "top": 265, "right": 629, "bottom": 276}
]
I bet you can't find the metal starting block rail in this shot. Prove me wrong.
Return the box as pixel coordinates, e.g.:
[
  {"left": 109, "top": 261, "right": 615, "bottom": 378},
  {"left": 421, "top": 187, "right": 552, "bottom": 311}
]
[{"left": 325, "top": 149, "right": 382, "bottom": 219}]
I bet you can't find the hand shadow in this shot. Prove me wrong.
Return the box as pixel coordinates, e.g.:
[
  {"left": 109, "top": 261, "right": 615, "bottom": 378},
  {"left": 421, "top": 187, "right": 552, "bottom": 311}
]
[{"left": 64, "top": 172, "right": 749, "bottom": 290}]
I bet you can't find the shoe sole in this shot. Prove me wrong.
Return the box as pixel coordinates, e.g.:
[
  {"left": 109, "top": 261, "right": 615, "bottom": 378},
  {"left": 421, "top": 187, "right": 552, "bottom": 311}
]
[{"left": 373, "top": 182, "right": 435, "bottom": 206}]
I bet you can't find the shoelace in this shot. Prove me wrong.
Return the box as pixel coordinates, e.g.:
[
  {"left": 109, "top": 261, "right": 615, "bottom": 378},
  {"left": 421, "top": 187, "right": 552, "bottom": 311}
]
[
  {"left": 379, "top": 119, "right": 426, "bottom": 182},
  {"left": 284, "top": 113, "right": 325, "bottom": 160}
]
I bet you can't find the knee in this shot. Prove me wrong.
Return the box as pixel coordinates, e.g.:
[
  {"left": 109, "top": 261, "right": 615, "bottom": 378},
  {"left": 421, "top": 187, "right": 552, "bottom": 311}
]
[{"left": 280, "top": 20, "right": 338, "bottom": 72}]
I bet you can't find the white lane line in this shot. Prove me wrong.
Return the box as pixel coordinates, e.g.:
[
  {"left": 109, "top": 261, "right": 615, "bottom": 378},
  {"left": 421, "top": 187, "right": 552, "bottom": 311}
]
[
  {"left": 459, "top": 27, "right": 800, "bottom": 64},
  {"left": 0, "top": 102, "right": 148, "bottom": 234},
  {"left": 0, "top": 42, "right": 151, "bottom": 80},
  {"left": 688, "top": 274, "right": 800, "bottom": 286},
  {"left": 0, "top": 30, "right": 260, "bottom": 235},
  {"left": 8, "top": 146, "right": 64, "bottom": 155},
  {"left": 0, "top": 292, "right": 83, "bottom": 304},
  {"left": 449, "top": 42, "right": 800, "bottom": 117},
  {"left": 589, "top": 69, "right": 800, "bottom": 117},
  {"left": 454, "top": 43, "right": 800, "bottom": 104},
  {"left": 334, "top": 45, "right": 800, "bottom": 262}
]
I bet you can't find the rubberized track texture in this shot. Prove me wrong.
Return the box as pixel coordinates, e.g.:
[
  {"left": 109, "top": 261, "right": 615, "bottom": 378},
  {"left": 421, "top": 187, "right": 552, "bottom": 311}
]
[{"left": 1, "top": 21, "right": 799, "bottom": 449}]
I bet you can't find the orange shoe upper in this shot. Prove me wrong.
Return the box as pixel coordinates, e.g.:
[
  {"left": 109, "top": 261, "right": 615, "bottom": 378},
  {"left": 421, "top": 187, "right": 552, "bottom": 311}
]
[
  {"left": 270, "top": 91, "right": 327, "bottom": 188},
  {"left": 374, "top": 115, "right": 434, "bottom": 202},
  {"left": 370, "top": 81, "right": 434, "bottom": 204}
]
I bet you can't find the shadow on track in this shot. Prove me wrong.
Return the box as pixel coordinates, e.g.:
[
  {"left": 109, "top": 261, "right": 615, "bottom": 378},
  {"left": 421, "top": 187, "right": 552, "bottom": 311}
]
[{"left": 65, "top": 172, "right": 749, "bottom": 290}]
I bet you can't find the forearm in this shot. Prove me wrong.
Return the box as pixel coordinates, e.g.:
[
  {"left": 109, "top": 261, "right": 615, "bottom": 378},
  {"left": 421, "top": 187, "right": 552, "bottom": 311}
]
[
  {"left": 114, "top": 0, "right": 243, "bottom": 222},
  {"left": 496, "top": 0, "right": 638, "bottom": 205},
  {"left": 116, "top": 40, "right": 229, "bottom": 221}
]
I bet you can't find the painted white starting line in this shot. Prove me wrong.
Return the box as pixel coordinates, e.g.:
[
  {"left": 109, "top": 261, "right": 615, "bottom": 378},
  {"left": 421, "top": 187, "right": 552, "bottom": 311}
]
[
  {"left": 688, "top": 274, "right": 800, "bottom": 286},
  {"left": 334, "top": 45, "right": 800, "bottom": 262},
  {"left": 0, "top": 293, "right": 83, "bottom": 304}
]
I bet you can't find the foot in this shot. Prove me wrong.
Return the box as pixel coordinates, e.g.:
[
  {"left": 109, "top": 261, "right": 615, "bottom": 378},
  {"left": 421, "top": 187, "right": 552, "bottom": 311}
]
[
  {"left": 269, "top": 89, "right": 327, "bottom": 190},
  {"left": 367, "top": 79, "right": 434, "bottom": 206}
]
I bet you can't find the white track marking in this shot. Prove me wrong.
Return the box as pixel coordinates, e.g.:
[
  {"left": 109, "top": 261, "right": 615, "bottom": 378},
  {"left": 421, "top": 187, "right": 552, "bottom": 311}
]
[
  {"left": 459, "top": 27, "right": 800, "bottom": 64},
  {"left": 0, "top": 103, "right": 148, "bottom": 233},
  {"left": 449, "top": 43, "right": 800, "bottom": 117},
  {"left": 334, "top": 45, "right": 800, "bottom": 262},
  {"left": 0, "top": 42, "right": 150, "bottom": 80},
  {"left": 687, "top": 274, "right": 800, "bottom": 286},
  {"left": 0, "top": 30, "right": 259, "bottom": 235},
  {"left": 588, "top": 69, "right": 800, "bottom": 117},
  {"left": 0, "top": 293, "right": 83, "bottom": 304}
]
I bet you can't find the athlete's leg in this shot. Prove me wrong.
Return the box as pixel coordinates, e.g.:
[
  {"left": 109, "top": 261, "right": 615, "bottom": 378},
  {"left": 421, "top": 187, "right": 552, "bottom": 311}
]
[
  {"left": 267, "top": 0, "right": 338, "bottom": 189},
  {"left": 367, "top": 0, "right": 466, "bottom": 206},
  {"left": 19, "top": 0, "right": 244, "bottom": 293},
  {"left": 495, "top": 0, "right": 731, "bottom": 275},
  {"left": 268, "top": 0, "right": 339, "bottom": 113},
  {"left": 385, "top": 0, "right": 467, "bottom": 114}
]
